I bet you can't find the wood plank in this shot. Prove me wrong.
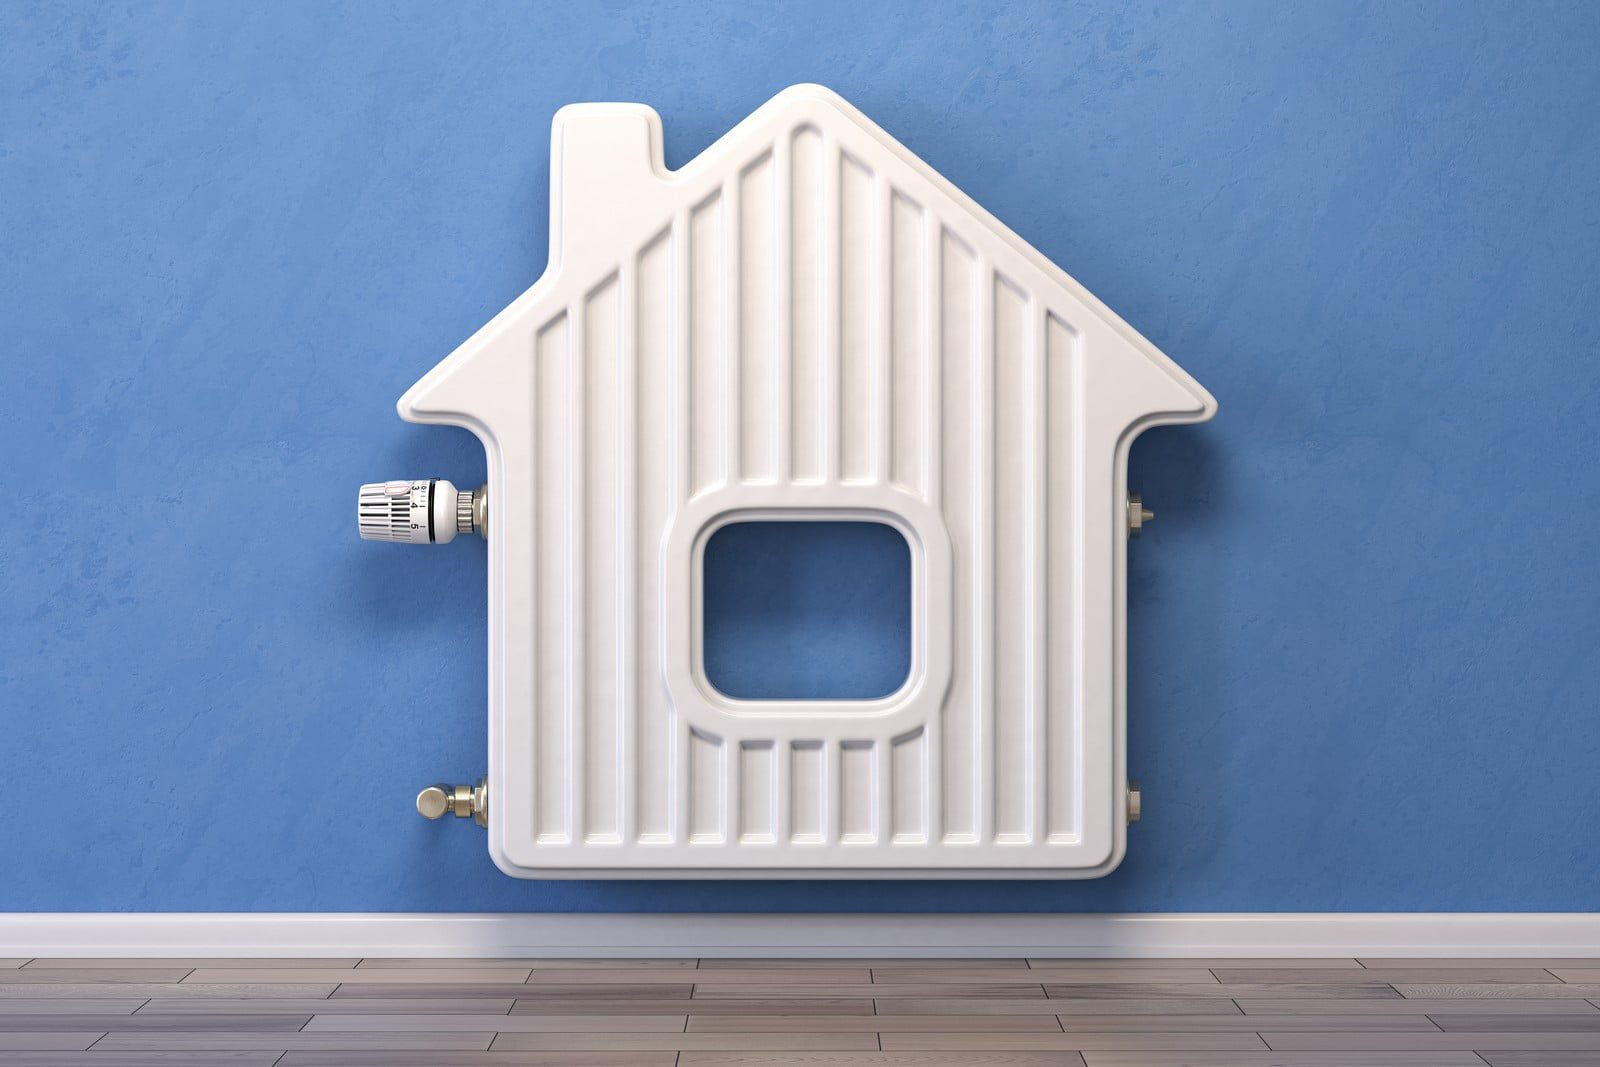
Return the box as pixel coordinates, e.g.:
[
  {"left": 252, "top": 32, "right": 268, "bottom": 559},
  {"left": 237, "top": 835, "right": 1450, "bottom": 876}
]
[
  {"left": 1546, "top": 970, "right": 1600, "bottom": 983},
  {"left": 357, "top": 959, "right": 695, "bottom": 970},
  {"left": 1239, "top": 997, "right": 1600, "bottom": 1015},
  {"left": 692, "top": 982, "right": 1046, "bottom": 998},
  {"left": 1266, "top": 1031, "right": 1600, "bottom": 1050},
  {"left": 1432, "top": 1013, "right": 1600, "bottom": 1031},
  {"left": 332, "top": 983, "right": 694, "bottom": 999},
  {"left": 755, "top": 958, "right": 1030, "bottom": 970},
  {"left": 0, "top": 1055, "right": 282, "bottom": 1066},
  {"left": 0, "top": 983, "right": 338, "bottom": 998},
  {"left": 1396, "top": 984, "right": 1600, "bottom": 999},
  {"left": 880, "top": 1032, "right": 1268, "bottom": 1051},
  {"left": 883, "top": 968, "right": 1219, "bottom": 984},
  {"left": 1029, "top": 958, "right": 1361, "bottom": 970},
  {"left": 686, "top": 1014, "right": 1063, "bottom": 1032},
  {"left": 0, "top": 969, "right": 194, "bottom": 984},
  {"left": 1361, "top": 959, "right": 1600, "bottom": 969},
  {"left": 184, "top": 967, "right": 532, "bottom": 984},
  {"left": 513, "top": 997, "right": 874, "bottom": 1016},
  {"left": 1056, "top": 1013, "right": 1439, "bottom": 1032},
  {"left": 1081, "top": 1055, "right": 1484, "bottom": 1066},
  {"left": 490, "top": 1032, "right": 880, "bottom": 1051},
  {"left": 0, "top": 999, "right": 146, "bottom": 1015},
  {"left": 878, "top": 997, "right": 1244, "bottom": 1015},
  {"left": 681, "top": 1056, "right": 1086, "bottom": 1066},
  {"left": 0, "top": 1032, "right": 105, "bottom": 1050},
  {"left": 139, "top": 996, "right": 516, "bottom": 1015},
  {"left": 1043, "top": 982, "right": 1401, "bottom": 999},
  {"left": 94, "top": 1030, "right": 497, "bottom": 1050},
  {"left": 518, "top": 967, "right": 871, "bottom": 984},
  {"left": 0, "top": 1014, "right": 309, "bottom": 1031},
  {"left": 303, "top": 1014, "right": 688, "bottom": 1032},
  {"left": 277, "top": 1054, "right": 678, "bottom": 1066},
  {"left": 22, "top": 959, "right": 358, "bottom": 969},
  {"left": 1216, "top": 967, "right": 1561, "bottom": 984},
  {"left": 1479, "top": 1054, "right": 1600, "bottom": 1067}
]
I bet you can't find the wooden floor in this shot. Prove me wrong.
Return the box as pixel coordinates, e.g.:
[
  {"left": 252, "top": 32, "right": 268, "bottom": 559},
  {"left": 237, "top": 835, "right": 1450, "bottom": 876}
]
[{"left": 4, "top": 957, "right": 1600, "bottom": 1066}]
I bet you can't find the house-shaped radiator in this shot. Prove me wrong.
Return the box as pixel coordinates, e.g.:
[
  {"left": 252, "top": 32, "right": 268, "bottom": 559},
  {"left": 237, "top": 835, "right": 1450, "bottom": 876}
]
[{"left": 360, "top": 85, "right": 1215, "bottom": 878}]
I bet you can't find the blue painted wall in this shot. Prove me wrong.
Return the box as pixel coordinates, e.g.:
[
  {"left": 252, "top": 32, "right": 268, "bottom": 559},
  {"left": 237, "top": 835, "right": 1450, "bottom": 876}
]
[
  {"left": 5, "top": 1, "right": 1599, "bottom": 912},
  {"left": 703, "top": 522, "right": 913, "bottom": 701}
]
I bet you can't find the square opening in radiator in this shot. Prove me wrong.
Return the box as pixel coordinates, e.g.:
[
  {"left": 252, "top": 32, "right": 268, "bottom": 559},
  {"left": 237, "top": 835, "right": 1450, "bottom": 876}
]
[{"left": 701, "top": 520, "right": 911, "bottom": 701}]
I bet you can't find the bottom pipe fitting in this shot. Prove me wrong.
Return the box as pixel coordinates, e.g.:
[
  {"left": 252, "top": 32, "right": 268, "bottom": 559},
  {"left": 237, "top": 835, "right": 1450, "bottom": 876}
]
[{"left": 417, "top": 779, "right": 487, "bottom": 827}]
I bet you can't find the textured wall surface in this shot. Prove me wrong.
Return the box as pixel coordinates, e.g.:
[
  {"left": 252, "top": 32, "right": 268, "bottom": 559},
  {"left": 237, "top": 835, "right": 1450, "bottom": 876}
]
[{"left": 4, "top": 1, "right": 1599, "bottom": 912}]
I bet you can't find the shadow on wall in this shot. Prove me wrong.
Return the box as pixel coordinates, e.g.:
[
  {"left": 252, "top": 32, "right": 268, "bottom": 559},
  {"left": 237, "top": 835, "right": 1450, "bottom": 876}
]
[{"left": 1127, "top": 423, "right": 1234, "bottom": 895}]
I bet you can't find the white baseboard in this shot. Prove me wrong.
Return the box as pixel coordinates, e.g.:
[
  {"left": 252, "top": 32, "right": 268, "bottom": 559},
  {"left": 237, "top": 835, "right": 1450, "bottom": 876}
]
[{"left": 3, "top": 913, "right": 1598, "bottom": 958}]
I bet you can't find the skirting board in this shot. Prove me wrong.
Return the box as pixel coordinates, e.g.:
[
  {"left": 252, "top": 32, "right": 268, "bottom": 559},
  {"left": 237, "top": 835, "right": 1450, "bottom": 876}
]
[{"left": 3, "top": 914, "right": 1599, "bottom": 958}]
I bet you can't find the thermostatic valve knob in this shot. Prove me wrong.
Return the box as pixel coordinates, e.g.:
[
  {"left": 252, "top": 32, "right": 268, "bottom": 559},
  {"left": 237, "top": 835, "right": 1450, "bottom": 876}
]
[{"left": 357, "top": 479, "right": 485, "bottom": 544}]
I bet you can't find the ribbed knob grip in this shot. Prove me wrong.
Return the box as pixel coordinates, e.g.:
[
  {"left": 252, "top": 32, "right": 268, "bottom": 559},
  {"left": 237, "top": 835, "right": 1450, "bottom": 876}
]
[
  {"left": 358, "top": 479, "right": 433, "bottom": 543},
  {"left": 358, "top": 478, "right": 479, "bottom": 544}
]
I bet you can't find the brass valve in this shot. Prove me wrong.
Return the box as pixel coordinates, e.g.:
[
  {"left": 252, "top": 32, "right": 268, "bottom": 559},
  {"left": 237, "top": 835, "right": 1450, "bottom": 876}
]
[
  {"left": 417, "top": 780, "right": 487, "bottom": 827},
  {"left": 1127, "top": 493, "right": 1154, "bottom": 537}
]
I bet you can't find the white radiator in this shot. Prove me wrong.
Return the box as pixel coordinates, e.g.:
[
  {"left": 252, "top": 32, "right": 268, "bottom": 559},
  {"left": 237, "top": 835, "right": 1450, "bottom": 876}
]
[{"left": 361, "top": 85, "right": 1215, "bottom": 878}]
